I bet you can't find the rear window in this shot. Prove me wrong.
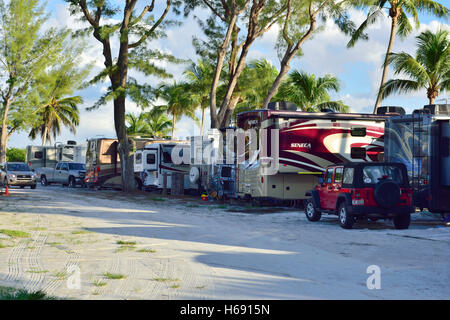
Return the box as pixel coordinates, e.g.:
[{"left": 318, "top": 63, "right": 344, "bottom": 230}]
[
  {"left": 69, "top": 163, "right": 86, "bottom": 170},
  {"left": 362, "top": 166, "right": 404, "bottom": 184},
  {"left": 343, "top": 168, "right": 354, "bottom": 184}
]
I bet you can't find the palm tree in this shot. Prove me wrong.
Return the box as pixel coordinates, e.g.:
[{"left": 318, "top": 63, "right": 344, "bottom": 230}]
[
  {"left": 155, "top": 81, "right": 199, "bottom": 138},
  {"left": 125, "top": 112, "right": 151, "bottom": 137},
  {"left": 347, "top": 0, "right": 448, "bottom": 113},
  {"left": 29, "top": 96, "right": 81, "bottom": 146},
  {"left": 184, "top": 60, "right": 214, "bottom": 135},
  {"left": 382, "top": 29, "right": 450, "bottom": 104},
  {"left": 275, "top": 70, "right": 350, "bottom": 112},
  {"left": 146, "top": 107, "right": 172, "bottom": 138}
]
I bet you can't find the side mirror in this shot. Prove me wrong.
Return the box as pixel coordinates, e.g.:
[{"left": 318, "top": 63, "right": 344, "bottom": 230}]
[{"left": 318, "top": 177, "right": 324, "bottom": 184}]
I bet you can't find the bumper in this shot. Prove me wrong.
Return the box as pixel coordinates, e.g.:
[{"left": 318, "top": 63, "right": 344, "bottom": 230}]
[
  {"left": 347, "top": 205, "right": 413, "bottom": 217},
  {"left": 7, "top": 179, "right": 37, "bottom": 186}
]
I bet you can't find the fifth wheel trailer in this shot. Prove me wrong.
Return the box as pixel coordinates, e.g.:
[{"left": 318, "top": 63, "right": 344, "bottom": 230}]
[{"left": 384, "top": 104, "right": 450, "bottom": 215}]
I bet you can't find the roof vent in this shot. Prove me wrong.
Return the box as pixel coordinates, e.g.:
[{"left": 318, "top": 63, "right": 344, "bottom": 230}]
[
  {"left": 423, "top": 104, "right": 450, "bottom": 115},
  {"left": 376, "top": 106, "right": 406, "bottom": 115},
  {"left": 267, "top": 101, "right": 297, "bottom": 111}
]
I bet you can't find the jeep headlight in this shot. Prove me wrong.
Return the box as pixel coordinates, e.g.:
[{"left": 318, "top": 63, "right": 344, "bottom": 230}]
[{"left": 7, "top": 173, "right": 16, "bottom": 179}]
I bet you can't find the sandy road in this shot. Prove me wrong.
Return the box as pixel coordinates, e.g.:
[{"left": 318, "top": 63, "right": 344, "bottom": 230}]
[{"left": 0, "top": 185, "right": 449, "bottom": 299}]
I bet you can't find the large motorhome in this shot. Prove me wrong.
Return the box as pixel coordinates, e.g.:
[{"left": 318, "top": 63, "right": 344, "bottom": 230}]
[
  {"left": 384, "top": 104, "right": 450, "bottom": 215},
  {"left": 235, "top": 104, "right": 392, "bottom": 201},
  {"left": 85, "top": 137, "right": 161, "bottom": 189},
  {"left": 26, "top": 142, "right": 86, "bottom": 170},
  {"left": 133, "top": 141, "right": 191, "bottom": 191}
]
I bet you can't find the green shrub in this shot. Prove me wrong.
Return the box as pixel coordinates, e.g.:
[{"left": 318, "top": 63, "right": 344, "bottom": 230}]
[{"left": 6, "top": 148, "right": 26, "bottom": 162}]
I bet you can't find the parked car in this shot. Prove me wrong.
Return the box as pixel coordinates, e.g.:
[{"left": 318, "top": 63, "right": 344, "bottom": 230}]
[
  {"left": 304, "top": 162, "right": 413, "bottom": 229},
  {"left": 36, "top": 162, "right": 86, "bottom": 187},
  {"left": 0, "top": 162, "right": 37, "bottom": 189}
]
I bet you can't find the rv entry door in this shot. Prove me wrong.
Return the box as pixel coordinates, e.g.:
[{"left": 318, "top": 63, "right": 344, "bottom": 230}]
[{"left": 144, "top": 150, "right": 158, "bottom": 171}]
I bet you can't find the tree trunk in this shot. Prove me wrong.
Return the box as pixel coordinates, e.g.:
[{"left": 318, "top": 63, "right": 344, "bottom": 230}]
[
  {"left": 219, "top": 94, "right": 241, "bottom": 128},
  {"left": 374, "top": 11, "right": 399, "bottom": 114},
  {"left": 210, "top": 14, "right": 238, "bottom": 129},
  {"left": 171, "top": 113, "right": 177, "bottom": 138},
  {"left": 0, "top": 101, "right": 11, "bottom": 163},
  {"left": 200, "top": 107, "right": 205, "bottom": 136}
]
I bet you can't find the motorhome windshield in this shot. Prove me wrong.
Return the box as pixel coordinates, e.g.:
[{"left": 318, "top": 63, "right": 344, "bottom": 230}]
[
  {"left": 69, "top": 163, "right": 86, "bottom": 170},
  {"left": 7, "top": 163, "right": 31, "bottom": 171}
]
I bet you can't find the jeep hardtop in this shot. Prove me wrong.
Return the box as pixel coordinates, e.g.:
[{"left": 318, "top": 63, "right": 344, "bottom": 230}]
[{"left": 305, "top": 162, "right": 414, "bottom": 229}]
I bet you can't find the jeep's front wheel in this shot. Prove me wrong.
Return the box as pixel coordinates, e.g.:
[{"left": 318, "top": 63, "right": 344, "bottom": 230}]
[
  {"left": 393, "top": 213, "right": 411, "bottom": 229},
  {"left": 305, "top": 199, "right": 321, "bottom": 222},
  {"left": 338, "top": 202, "right": 354, "bottom": 229}
]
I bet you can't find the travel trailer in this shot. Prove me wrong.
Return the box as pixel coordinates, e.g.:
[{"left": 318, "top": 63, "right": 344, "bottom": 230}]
[
  {"left": 133, "top": 141, "right": 191, "bottom": 191},
  {"left": 384, "top": 104, "right": 450, "bottom": 216},
  {"left": 235, "top": 103, "right": 394, "bottom": 202},
  {"left": 188, "top": 129, "right": 237, "bottom": 198},
  {"left": 84, "top": 137, "right": 159, "bottom": 189},
  {"left": 26, "top": 141, "right": 86, "bottom": 170}
]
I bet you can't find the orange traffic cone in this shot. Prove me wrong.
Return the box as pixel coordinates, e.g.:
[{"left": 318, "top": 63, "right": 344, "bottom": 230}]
[{"left": 4, "top": 185, "right": 10, "bottom": 196}]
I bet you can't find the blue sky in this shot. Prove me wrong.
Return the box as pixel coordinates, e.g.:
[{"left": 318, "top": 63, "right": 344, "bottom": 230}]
[{"left": 8, "top": 0, "right": 450, "bottom": 148}]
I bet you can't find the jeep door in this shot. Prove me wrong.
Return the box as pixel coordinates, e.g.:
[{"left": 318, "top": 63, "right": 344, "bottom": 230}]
[{"left": 319, "top": 167, "right": 334, "bottom": 210}]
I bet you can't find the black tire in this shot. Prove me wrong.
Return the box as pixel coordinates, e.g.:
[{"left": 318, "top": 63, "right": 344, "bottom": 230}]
[
  {"left": 68, "top": 176, "right": 76, "bottom": 188},
  {"left": 338, "top": 202, "right": 354, "bottom": 229},
  {"left": 393, "top": 213, "right": 411, "bottom": 229},
  {"left": 31, "top": 185, "right": 36, "bottom": 189},
  {"left": 305, "top": 199, "right": 321, "bottom": 222},
  {"left": 41, "top": 176, "right": 48, "bottom": 186}
]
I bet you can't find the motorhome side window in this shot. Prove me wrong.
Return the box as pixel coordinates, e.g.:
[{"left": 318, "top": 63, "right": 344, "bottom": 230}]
[
  {"left": 343, "top": 168, "right": 354, "bottom": 184},
  {"left": 351, "top": 127, "right": 366, "bottom": 137},
  {"left": 135, "top": 153, "right": 142, "bottom": 164},
  {"left": 147, "top": 154, "right": 156, "bottom": 164},
  {"left": 56, "top": 163, "right": 61, "bottom": 170},
  {"left": 325, "top": 168, "right": 333, "bottom": 183},
  {"left": 34, "top": 151, "right": 43, "bottom": 159}
]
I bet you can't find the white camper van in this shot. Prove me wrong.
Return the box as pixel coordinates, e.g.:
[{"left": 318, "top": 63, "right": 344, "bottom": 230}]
[{"left": 133, "top": 141, "right": 191, "bottom": 192}]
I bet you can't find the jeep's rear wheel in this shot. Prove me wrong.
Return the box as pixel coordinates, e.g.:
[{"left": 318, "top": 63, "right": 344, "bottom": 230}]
[
  {"left": 393, "top": 213, "right": 411, "bottom": 229},
  {"left": 339, "top": 202, "right": 354, "bottom": 229},
  {"left": 305, "top": 199, "right": 321, "bottom": 222}
]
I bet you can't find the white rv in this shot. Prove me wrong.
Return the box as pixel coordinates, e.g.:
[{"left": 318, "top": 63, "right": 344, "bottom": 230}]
[
  {"left": 133, "top": 141, "right": 191, "bottom": 192},
  {"left": 26, "top": 142, "right": 86, "bottom": 170}
]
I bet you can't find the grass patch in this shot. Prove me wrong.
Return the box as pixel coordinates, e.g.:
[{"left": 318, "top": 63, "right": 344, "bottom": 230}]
[
  {"left": 116, "top": 240, "right": 136, "bottom": 245},
  {"left": 213, "top": 205, "right": 228, "bottom": 209},
  {"left": 0, "top": 229, "right": 30, "bottom": 238},
  {"left": 186, "top": 204, "right": 200, "bottom": 208},
  {"left": 31, "top": 227, "right": 47, "bottom": 231},
  {"left": 71, "top": 230, "right": 90, "bottom": 235},
  {"left": 136, "top": 248, "right": 156, "bottom": 253},
  {"left": 103, "top": 272, "right": 126, "bottom": 280},
  {"left": 170, "top": 284, "right": 180, "bottom": 289},
  {"left": 196, "top": 285, "right": 206, "bottom": 289},
  {"left": 0, "top": 286, "right": 55, "bottom": 300},
  {"left": 92, "top": 280, "right": 107, "bottom": 287},
  {"left": 150, "top": 197, "right": 166, "bottom": 202},
  {"left": 116, "top": 245, "right": 136, "bottom": 252},
  {"left": 26, "top": 269, "right": 49, "bottom": 274},
  {"left": 54, "top": 271, "right": 68, "bottom": 280},
  {"left": 153, "top": 277, "right": 179, "bottom": 282}
]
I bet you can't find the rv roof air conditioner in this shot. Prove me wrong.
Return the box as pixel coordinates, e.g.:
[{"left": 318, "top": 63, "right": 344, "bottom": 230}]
[
  {"left": 423, "top": 104, "right": 450, "bottom": 115},
  {"left": 376, "top": 106, "right": 406, "bottom": 115},
  {"left": 267, "top": 101, "right": 298, "bottom": 111},
  {"left": 320, "top": 108, "right": 335, "bottom": 113}
]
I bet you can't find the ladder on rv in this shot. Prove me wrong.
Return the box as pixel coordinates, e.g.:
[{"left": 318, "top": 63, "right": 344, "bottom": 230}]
[{"left": 411, "top": 110, "right": 429, "bottom": 193}]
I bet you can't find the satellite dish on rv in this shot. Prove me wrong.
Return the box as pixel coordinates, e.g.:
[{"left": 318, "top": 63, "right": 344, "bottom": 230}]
[{"left": 189, "top": 166, "right": 200, "bottom": 183}]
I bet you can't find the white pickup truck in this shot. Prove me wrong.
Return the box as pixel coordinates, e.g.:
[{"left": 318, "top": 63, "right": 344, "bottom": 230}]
[{"left": 36, "top": 161, "right": 86, "bottom": 187}]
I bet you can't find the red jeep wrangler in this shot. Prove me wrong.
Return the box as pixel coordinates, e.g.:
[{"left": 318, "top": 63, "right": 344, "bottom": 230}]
[{"left": 305, "top": 162, "right": 414, "bottom": 229}]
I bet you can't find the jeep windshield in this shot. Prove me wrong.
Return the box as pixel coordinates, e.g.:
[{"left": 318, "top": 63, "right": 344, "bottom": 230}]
[
  {"left": 68, "top": 163, "right": 86, "bottom": 170},
  {"left": 362, "top": 165, "right": 404, "bottom": 185},
  {"left": 7, "top": 163, "right": 31, "bottom": 171}
]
